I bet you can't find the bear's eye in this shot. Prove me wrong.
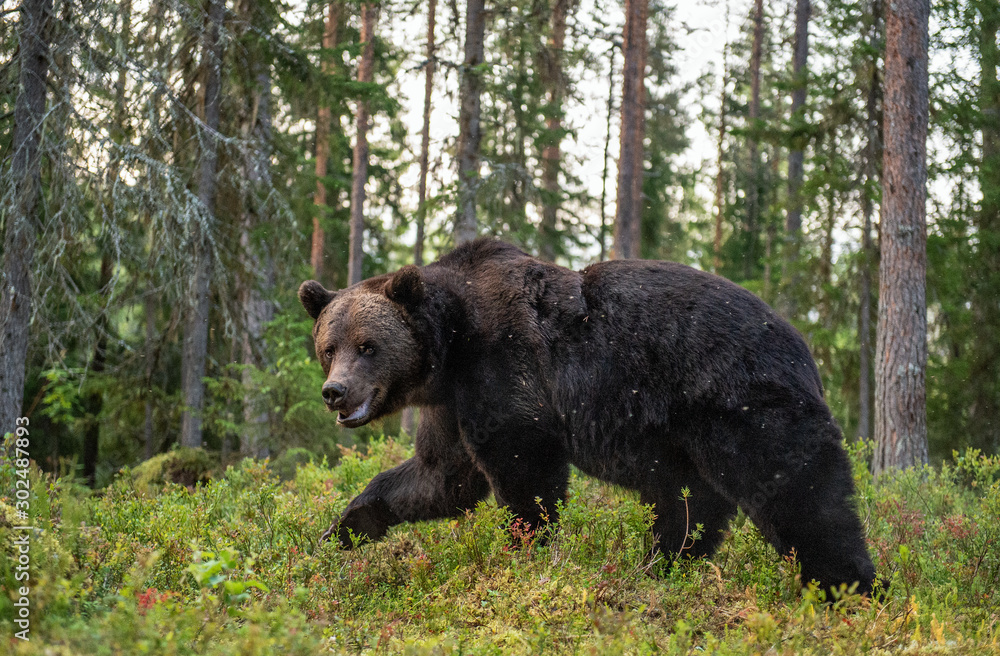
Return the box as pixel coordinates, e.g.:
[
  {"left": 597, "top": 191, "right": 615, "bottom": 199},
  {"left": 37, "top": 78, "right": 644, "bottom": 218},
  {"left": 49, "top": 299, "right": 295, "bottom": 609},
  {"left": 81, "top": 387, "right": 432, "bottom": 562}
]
[
  {"left": 323, "top": 347, "right": 334, "bottom": 359},
  {"left": 360, "top": 343, "right": 376, "bottom": 356}
]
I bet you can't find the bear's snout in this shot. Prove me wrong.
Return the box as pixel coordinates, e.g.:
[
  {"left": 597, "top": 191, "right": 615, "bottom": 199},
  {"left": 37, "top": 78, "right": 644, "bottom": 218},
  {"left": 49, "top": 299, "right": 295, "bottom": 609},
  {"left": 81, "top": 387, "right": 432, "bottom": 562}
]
[{"left": 322, "top": 381, "right": 348, "bottom": 408}]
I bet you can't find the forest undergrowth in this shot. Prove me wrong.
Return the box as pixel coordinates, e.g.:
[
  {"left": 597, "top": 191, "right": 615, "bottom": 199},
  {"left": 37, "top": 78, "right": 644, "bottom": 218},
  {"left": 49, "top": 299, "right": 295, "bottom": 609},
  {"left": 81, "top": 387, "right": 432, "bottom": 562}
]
[{"left": 3, "top": 435, "right": 1000, "bottom": 654}]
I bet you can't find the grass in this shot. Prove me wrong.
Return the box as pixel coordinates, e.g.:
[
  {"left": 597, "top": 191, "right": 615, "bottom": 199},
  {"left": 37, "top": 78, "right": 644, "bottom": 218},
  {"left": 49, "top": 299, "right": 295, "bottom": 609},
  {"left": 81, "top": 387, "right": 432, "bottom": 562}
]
[{"left": 2, "top": 436, "right": 1000, "bottom": 654}]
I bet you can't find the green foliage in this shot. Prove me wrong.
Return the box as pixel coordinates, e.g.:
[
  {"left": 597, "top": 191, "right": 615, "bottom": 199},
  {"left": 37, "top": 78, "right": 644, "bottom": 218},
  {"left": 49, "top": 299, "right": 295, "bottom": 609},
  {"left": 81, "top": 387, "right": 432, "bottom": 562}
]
[{"left": 5, "top": 437, "right": 1000, "bottom": 653}]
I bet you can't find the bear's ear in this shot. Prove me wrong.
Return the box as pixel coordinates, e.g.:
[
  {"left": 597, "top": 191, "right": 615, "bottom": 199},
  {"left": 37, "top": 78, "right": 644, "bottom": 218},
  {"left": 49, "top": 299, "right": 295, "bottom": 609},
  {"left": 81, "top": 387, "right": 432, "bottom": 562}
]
[
  {"left": 298, "top": 280, "right": 335, "bottom": 320},
  {"left": 384, "top": 265, "right": 425, "bottom": 311}
]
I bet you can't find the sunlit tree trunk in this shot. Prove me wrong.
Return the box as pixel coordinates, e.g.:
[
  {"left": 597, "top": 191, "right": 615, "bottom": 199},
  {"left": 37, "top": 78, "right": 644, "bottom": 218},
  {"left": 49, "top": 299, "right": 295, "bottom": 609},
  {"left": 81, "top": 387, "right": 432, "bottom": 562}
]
[
  {"left": 414, "top": 0, "right": 437, "bottom": 267},
  {"left": 613, "top": 0, "right": 648, "bottom": 260},
  {"left": 455, "top": 0, "right": 486, "bottom": 245},
  {"left": 348, "top": 3, "right": 378, "bottom": 286},
  {"left": 181, "top": 0, "right": 225, "bottom": 448},
  {"left": 539, "top": 0, "right": 571, "bottom": 262},
  {"left": 874, "top": 0, "right": 929, "bottom": 473},
  {"left": 312, "top": 0, "right": 341, "bottom": 283},
  {"left": 0, "top": 0, "right": 52, "bottom": 436}
]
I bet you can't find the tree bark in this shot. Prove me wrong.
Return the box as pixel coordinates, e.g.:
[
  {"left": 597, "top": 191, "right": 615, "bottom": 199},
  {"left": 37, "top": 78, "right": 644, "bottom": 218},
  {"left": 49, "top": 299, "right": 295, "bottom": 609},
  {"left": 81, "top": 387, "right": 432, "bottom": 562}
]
[
  {"left": 348, "top": 3, "right": 378, "bottom": 286},
  {"left": 83, "top": 257, "right": 112, "bottom": 485},
  {"left": 312, "top": 0, "right": 341, "bottom": 283},
  {"left": 240, "top": 0, "right": 275, "bottom": 459},
  {"left": 180, "top": 0, "right": 225, "bottom": 448},
  {"left": 414, "top": 0, "right": 437, "bottom": 267},
  {"left": 713, "top": 24, "right": 729, "bottom": 275},
  {"left": 857, "top": 0, "right": 881, "bottom": 441},
  {"left": 0, "top": 0, "right": 52, "bottom": 436},
  {"left": 613, "top": 0, "right": 648, "bottom": 260},
  {"left": 144, "top": 291, "right": 157, "bottom": 460},
  {"left": 780, "top": 0, "right": 809, "bottom": 315},
  {"left": 455, "top": 0, "right": 487, "bottom": 245},
  {"left": 969, "top": 0, "right": 1000, "bottom": 449},
  {"left": 873, "top": 0, "right": 929, "bottom": 473},
  {"left": 599, "top": 43, "right": 616, "bottom": 262},
  {"left": 539, "top": 0, "right": 571, "bottom": 262},
  {"left": 743, "top": 0, "right": 764, "bottom": 279},
  {"left": 402, "top": 0, "right": 438, "bottom": 436},
  {"left": 784, "top": 0, "right": 810, "bottom": 242},
  {"left": 84, "top": 0, "right": 132, "bottom": 483}
]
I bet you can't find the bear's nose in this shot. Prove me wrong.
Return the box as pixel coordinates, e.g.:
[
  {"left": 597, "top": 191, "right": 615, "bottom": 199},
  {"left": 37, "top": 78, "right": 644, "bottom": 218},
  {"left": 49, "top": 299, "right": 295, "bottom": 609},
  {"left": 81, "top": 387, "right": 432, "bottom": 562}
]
[{"left": 322, "top": 381, "right": 347, "bottom": 406}]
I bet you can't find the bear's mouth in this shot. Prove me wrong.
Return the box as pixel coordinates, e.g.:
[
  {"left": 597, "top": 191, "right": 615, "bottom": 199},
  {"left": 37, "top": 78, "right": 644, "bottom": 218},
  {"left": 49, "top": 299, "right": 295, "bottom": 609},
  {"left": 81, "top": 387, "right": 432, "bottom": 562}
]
[{"left": 337, "top": 390, "right": 377, "bottom": 428}]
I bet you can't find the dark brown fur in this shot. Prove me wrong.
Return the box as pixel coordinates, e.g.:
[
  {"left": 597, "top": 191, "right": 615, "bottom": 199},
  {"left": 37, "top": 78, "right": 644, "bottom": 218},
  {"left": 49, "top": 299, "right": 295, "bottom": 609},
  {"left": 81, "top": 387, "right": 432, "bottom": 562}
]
[{"left": 299, "top": 239, "right": 877, "bottom": 595}]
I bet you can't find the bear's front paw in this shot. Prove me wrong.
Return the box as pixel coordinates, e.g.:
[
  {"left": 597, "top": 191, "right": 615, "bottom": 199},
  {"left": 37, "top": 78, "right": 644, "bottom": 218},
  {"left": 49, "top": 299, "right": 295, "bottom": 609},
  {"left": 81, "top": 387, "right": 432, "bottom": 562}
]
[
  {"left": 319, "top": 516, "right": 342, "bottom": 545},
  {"left": 319, "top": 497, "right": 400, "bottom": 549}
]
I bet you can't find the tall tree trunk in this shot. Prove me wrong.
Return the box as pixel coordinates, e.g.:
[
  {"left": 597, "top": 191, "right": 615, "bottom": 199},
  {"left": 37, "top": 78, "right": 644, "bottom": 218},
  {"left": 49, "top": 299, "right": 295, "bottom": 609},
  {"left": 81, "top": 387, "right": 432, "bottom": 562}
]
[
  {"left": 414, "top": 0, "right": 437, "bottom": 267},
  {"left": 539, "top": 0, "right": 571, "bottom": 262},
  {"left": 857, "top": 0, "right": 882, "bottom": 441},
  {"left": 84, "top": 0, "right": 133, "bottom": 483},
  {"left": 455, "top": 0, "right": 486, "bottom": 245},
  {"left": 783, "top": 0, "right": 810, "bottom": 252},
  {"left": 402, "top": 0, "right": 438, "bottom": 436},
  {"left": 0, "top": 0, "right": 52, "bottom": 436},
  {"left": 873, "top": 0, "right": 929, "bottom": 473},
  {"left": 763, "top": 140, "right": 780, "bottom": 302},
  {"left": 180, "top": 0, "right": 225, "bottom": 448},
  {"left": 83, "top": 257, "right": 112, "bottom": 485},
  {"left": 240, "top": 0, "right": 275, "bottom": 459},
  {"left": 142, "top": 0, "right": 172, "bottom": 461},
  {"left": 599, "top": 43, "right": 616, "bottom": 262},
  {"left": 969, "top": 0, "right": 1000, "bottom": 449},
  {"left": 713, "top": 12, "right": 729, "bottom": 275},
  {"left": 312, "top": 0, "right": 341, "bottom": 283},
  {"left": 743, "top": 0, "right": 764, "bottom": 280},
  {"left": 144, "top": 291, "right": 157, "bottom": 459},
  {"left": 613, "top": 0, "right": 648, "bottom": 260},
  {"left": 348, "top": 3, "right": 378, "bottom": 286},
  {"left": 780, "top": 0, "right": 809, "bottom": 316}
]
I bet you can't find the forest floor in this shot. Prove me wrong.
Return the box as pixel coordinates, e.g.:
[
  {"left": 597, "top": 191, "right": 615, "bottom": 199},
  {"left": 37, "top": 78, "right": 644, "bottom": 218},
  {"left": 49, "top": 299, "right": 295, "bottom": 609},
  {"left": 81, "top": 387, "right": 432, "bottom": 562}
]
[{"left": 2, "top": 435, "right": 1000, "bottom": 654}]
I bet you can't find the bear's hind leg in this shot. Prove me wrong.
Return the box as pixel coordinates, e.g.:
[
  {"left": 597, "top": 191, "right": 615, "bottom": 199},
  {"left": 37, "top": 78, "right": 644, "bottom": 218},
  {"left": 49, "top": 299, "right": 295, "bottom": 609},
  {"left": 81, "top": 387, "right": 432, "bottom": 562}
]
[
  {"left": 744, "top": 440, "right": 876, "bottom": 596},
  {"left": 697, "top": 407, "right": 877, "bottom": 596}
]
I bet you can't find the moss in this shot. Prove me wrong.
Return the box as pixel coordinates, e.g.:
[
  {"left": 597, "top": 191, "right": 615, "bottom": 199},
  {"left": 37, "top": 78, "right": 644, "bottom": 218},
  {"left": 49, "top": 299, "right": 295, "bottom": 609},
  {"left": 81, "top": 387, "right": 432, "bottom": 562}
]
[
  {"left": 267, "top": 447, "right": 315, "bottom": 481},
  {"left": 129, "top": 447, "right": 217, "bottom": 494}
]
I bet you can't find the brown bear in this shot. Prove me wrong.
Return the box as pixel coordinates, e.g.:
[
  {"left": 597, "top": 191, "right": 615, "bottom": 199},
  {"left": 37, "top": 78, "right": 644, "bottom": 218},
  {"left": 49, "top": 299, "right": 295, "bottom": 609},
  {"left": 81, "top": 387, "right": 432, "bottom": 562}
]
[{"left": 299, "top": 239, "right": 877, "bottom": 595}]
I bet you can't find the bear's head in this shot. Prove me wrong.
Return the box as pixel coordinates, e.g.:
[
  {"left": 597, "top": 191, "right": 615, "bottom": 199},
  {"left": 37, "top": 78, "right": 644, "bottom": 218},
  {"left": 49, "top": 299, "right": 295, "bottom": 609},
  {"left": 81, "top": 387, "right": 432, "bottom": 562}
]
[{"left": 298, "top": 266, "right": 427, "bottom": 428}]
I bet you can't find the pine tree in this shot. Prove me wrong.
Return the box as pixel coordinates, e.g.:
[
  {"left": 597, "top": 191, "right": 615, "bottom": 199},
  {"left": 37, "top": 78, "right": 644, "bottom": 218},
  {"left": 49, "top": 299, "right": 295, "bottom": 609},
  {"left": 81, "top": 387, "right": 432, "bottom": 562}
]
[
  {"left": 455, "top": 0, "right": 487, "bottom": 245},
  {"left": 348, "top": 3, "right": 379, "bottom": 285},
  {"left": 874, "top": 0, "right": 930, "bottom": 472},
  {"left": 180, "top": 0, "right": 226, "bottom": 449},
  {"left": 968, "top": 0, "right": 1000, "bottom": 449},
  {"left": 539, "top": 0, "right": 572, "bottom": 262},
  {"left": 613, "top": 0, "right": 648, "bottom": 260},
  {"left": 743, "top": 0, "right": 764, "bottom": 280},
  {"left": 414, "top": 0, "right": 438, "bottom": 267},
  {"left": 312, "top": 0, "right": 341, "bottom": 284},
  {"left": 0, "top": 0, "right": 53, "bottom": 436},
  {"left": 780, "top": 0, "right": 810, "bottom": 316}
]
